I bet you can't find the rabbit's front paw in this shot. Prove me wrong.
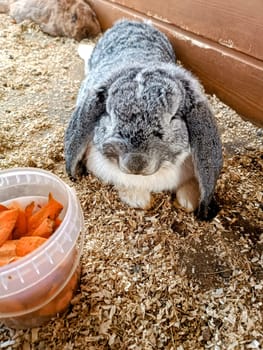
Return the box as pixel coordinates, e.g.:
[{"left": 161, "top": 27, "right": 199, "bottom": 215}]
[
  {"left": 118, "top": 187, "right": 153, "bottom": 209},
  {"left": 174, "top": 178, "right": 200, "bottom": 212}
]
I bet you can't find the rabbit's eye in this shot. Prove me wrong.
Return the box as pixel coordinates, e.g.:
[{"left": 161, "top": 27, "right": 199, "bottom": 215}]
[
  {"left": 102, "top": 140, "right": 126, "bottom": 158},
  {"left": 102, "top": 143, "right": 119, "bottom": 158},
  {"left": 171, "top": 114, "right": 180, "bottom": 121}
]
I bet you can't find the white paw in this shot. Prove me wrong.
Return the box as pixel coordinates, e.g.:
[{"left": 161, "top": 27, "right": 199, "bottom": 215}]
[
  {"left": 176, "top": 194, "right": 196, "bottom": 212},
  {"left": 118, "top": 187, "right": 152, "bottom": 209},
  {"left": 175, "top": 178, "right": 200, "bottom": 212}
]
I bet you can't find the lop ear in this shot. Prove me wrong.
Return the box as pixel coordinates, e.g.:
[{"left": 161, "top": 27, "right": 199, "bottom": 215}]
[
  {"left": 185, "top": 100, "right": 223, "bottom": 220},
  {"left": 64, "top": 87, "right": 106, "bottom": 178}
]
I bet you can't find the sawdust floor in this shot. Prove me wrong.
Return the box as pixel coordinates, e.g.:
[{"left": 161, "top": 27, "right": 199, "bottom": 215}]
[{"left": 0, "top": 14, "right": 263, "bottom": 350}]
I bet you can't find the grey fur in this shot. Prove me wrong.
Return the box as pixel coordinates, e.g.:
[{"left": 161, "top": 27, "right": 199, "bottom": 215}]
[{"left": 64, "top": 20, "right": 223, "bottom": 219}]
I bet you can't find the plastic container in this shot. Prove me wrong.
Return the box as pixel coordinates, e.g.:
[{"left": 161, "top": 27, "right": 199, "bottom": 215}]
[{"left": 0, "top": 168, "right": 84, "bottom": 329}]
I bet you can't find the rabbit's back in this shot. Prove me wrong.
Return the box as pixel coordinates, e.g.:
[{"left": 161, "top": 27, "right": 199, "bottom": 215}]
[{"left": 89, "top": 20, "right": 176, "bottom": 72}]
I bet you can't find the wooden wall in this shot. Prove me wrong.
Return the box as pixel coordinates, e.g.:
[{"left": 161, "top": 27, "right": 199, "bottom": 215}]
[{"left": 88, "top": 0, "right": 263, "bottom": 127}]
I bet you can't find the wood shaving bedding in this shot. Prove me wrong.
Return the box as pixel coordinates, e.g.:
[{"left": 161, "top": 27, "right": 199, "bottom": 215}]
[{"left": 0, "top": 14, "right": 262, "bottom": 350}]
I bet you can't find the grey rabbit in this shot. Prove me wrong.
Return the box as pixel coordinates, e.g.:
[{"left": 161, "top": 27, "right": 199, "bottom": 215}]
[{"left": 64, "top": 20, "right": 223, "bottom": 220}]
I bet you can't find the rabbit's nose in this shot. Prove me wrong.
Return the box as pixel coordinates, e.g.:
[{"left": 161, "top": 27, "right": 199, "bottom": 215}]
[{"left": 120, "top": 153, "right": 149, "bottom": 175}]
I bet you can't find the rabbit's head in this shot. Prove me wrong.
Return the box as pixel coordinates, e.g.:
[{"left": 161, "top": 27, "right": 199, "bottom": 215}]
[
  {"left": 59, "top": 0, "right": 101, "bottom": 40},
  {"left": 93, "top": 67, "right": 189, "bottom": 176}
]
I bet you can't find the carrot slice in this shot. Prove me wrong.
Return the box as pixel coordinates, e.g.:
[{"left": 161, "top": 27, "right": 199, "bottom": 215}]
[
  {"left": 0, "top": 257, "right": 13, "bottom": 267},
  {"left": 30, "top": 217, "right": 54, "bottom": 238},
  {"left": 0, "top": 240, "right": 18, "bottom": 266},
  {"left": 8, "top": 202, "right": 27, "bottom": 238},
  {"left": 0, "top": 240, "right": 17, "bottom": 258},
  {"left": 25, "top": 201, "right": 35, "bottom": 218},
  {"left": 53, "top": 217, "right": 62, "bottom": 231},
  {"left": 0, "top": 204, "right": 8, "bottom": 212},
  {"left": 28, "top": 193, "right": 63, "bottom": 232},
  {"left": 0, "top": 256, "right": 20, "bottom": 267},
  {"left": 16, "top": 236, "right": 47, "bottom": 257},
  {"left": 0, "top": 209, "right": 19, "bottom": 246},
  {"left": 55, "top": 289, "right": 73, "bottom": 313},
  {"left": 14, "top": 210, "right": 27, "bottom": 238}
]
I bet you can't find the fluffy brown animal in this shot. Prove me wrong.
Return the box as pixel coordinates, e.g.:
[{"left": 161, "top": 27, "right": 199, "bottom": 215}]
[{"left": 0, "top": 0, "right": 101, "bottom": 40}]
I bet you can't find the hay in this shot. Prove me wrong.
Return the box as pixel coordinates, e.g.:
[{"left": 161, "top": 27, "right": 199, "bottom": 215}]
[{"left": 0, "top": 14, "right": 262, "bottom": 350}]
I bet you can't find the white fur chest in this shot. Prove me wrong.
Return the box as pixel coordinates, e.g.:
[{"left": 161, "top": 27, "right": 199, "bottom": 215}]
[{"left": 85, "top": 143, "right": 194, "bottom": 193}]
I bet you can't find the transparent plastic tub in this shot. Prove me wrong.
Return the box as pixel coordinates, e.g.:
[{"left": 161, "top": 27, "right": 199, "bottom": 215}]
[{"left": 0, "top": 168, "right": 84, "bottom": 329}]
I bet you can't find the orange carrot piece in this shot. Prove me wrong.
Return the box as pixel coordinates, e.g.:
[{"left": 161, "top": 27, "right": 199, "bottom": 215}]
[
  {"left": 0, "top": 298, "right": 24, "bottom": 313},
  {"left": 30, "top": 217, "right": 54, "bottom": 238},
  {"left": 8, "top": 201, "right": 20, "bottom": 210},
  {"left": 55, "top": 289, "right": 73, "bottom": 313},
  {"left": 7, "top": 202, "right": 27, "bottom": 238},
  {"left": 0, "top": 256, "right": 20, "bottom": 267},
  {"left": 0, "top": 240, "right": 17, "bottom": 258},
  {"left": 0, "top": 239, "right": 17, "bottom": 267},
  {"left": 37, "top": 299, "right": 57, "bottom": 316},
  {"left": 53, "top": 217, "right": 62, "bottom": 231},
  {"left": 0, "top": 204, "right": 8, "bottom": 212},
  {"left": 38, "top": 283, "right": 73, "bottom": 316},
  {"left": 16, "top": 236, "right": 47, "bottom": 257},
  {"left": 68, "top": 269, "right": 79, "bottom": 291},
  {"left": 0, "top": 257, "right": 13, "bottom": 267},
  {"left": 14, "top": 209, "right": 27, "bottom": 238},
  {"left": 28, "top": 193, "right": 63, "bottom": 232},
  {"left": 0, "top": 209, "right": 19, "bottom": 247},
  {"left": 25, "top": 201, "right": 35, "bottom": 218}
]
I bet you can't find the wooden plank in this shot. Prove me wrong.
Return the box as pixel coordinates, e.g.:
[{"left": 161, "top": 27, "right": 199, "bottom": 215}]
[
  {"left": 107, "top": 0, "right": 263, "bottom": 61},
  {"left": 88, "top": 0, "right": 263, "bottom": 126}
]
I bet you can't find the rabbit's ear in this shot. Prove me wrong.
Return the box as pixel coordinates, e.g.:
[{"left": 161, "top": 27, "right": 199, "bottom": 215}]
[
  {"left": 64, "top": 87, "right": 106, "bottom": 178},
  {"left": 185, "top": 100, "right": 223, "bottom": 220}
]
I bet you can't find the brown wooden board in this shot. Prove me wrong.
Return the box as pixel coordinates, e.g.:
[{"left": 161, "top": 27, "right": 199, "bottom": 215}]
[
  {"left": 107, "top": 0, "right": 263, "bottom": 61},
  {"left": 88, "top": 0, "right": 263, "bottom": 126}
]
